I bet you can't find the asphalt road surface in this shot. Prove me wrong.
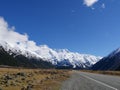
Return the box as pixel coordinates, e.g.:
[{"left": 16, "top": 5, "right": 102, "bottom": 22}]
[{"left": 61, "top": 71, "right": 120, "bottom": 90}]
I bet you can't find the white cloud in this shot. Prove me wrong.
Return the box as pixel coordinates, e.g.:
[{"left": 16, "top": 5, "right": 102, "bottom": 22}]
[
  {"left": 0, "top": 17, "right": 101, "bottom": 65},
  {"left": 0, "top": 17, "right": 39, "bottom": 51},
  {"left": 101, "top": 3, "right": 105, "bottom": 9},
  {"left": 83, "top": 0, "right": 98, "bottom": 7}
]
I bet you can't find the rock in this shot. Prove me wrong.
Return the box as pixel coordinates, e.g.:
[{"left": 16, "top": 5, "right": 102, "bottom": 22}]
[
  {"left": 17, "top": 72, "right": 26, "bottom": 77},
  {"left": 10, "top": 81, "right": 16, "bottom": 86},
  {"left": 45, "top": 76, "right": 50, "bottom": 80},
  {"left": 21, "top": 78, "right": 25, "bottom": 81},
  {"left": 40, "top": 80, "right": 43, "bottom": 84},
  {"left": 3, "top": 80, "right": 8, "bottom": 84},
  {"left": 12, "top": 74, "right": 18, "bottom": 78},
  {"left": 21, "top": 86, "right": 26, "bottom": 90},
  {"left": 26, "top": 80, "right": 33, "bottom": 84},
  {"left": 0, "top": 88, "right": 2, "bottom": 90},
  {"left": 26, "top": 84, "right": 33, "bottom": 90},
  {"left": 4, "top": 75, "right": 13, "bottom": 80},
  {"left": 5, "top": 84, "right": 9, "bottom": 87},
  {"left": 28, "top": 73, "right": 34, "bottom": 77}
]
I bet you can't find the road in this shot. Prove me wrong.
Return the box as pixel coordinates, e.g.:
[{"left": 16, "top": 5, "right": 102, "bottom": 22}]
[{"left": 61, "top": 71, "right": 120, "bottom": 90}]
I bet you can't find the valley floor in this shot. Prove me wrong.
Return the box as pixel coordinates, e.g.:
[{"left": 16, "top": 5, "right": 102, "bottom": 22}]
[
  {"left": 0, "top": 68, "right": 71, "bottom": 90},
  {"left": 0, "top": 68, "right": 120, "bottom": 90}
]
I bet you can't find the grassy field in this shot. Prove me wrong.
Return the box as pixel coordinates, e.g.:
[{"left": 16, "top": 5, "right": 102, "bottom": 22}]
[
  {"left": 0, "top": 68, "right": 71, "bottom": 90},
  {"left": 81, "top": 70, "right": 120, "bottom": 76}
]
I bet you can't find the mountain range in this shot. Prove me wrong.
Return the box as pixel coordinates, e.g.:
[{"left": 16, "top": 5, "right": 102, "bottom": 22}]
[
  {"left": 0, "top": 40, "right": 101, "bottom": 69},
  {"left": 1, "top": 39, "right": 120, "bottom": 70}
]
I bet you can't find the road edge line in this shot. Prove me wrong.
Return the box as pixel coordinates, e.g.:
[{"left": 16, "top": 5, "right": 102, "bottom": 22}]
[{"left": 80, "top": 73, "right": 118, "bottom": 90}]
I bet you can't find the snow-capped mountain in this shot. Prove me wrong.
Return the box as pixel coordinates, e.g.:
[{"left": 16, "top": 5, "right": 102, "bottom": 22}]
[
  {"left": 92, "top": 48, "right": 120, "bottom": 70},
  {"left": 0, "top": 17, "right": 102, "bottom": 69},
  {"left": 0, "top": 40, "right": 101, "bottom": 69},
  {"left": 0, "top": 40, "right": 41, "bottom": 59},
  {"left": 34, "top": 45, "right": 101, "bottom": 68},
  {"left": 0, "top": 40, "right": 54, "bottom": 68}
]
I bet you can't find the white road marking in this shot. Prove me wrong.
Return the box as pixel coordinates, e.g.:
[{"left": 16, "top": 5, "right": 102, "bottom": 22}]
[{"left": 81, "top": 74, "right": 118, "bottom": 90}]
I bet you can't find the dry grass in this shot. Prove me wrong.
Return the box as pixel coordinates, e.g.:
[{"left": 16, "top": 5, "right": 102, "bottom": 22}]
[
  {"left": 81, "top": 70, "right": 120, "bottom": 76},
  {"left": 0, "top": 68, "right": 71, "bottom": 90}
]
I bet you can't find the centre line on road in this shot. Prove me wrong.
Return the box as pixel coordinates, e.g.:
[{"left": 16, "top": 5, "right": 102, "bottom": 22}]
[{"left": 80, "top": 74, "right": 118, "bottom": 90}]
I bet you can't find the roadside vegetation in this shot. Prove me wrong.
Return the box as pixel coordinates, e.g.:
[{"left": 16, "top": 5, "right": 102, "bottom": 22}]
[
  {"left": 81, "top": 70, "right": 120, "bottom": 76},
  {"left": 0, "top": 68, "right": 71, "bottom": 90}
]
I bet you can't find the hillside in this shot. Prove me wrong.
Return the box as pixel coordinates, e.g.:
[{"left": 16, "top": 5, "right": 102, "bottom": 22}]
[
  {"left": 0, "top": 44, "right": 54, "bottom": 68},
  {"left": 92, "top": 48, "right": 120, "bottom": 70}
]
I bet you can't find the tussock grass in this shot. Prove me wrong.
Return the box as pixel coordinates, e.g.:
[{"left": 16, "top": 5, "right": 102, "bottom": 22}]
[
  {"left": 0, "top": 68, "right": 71, "bottom": 90},
  {"left": 81, "top": 70, "right": 120, "bottom": 76}
]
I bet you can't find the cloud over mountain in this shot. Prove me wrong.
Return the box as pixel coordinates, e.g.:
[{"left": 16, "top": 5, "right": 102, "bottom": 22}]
[
  {"left": 0, "top": 16, "right": 101, "bottom": 68},
  {"left": 0, "top": 17, "right": 39, "bottom": 51},
  {"left": 83, "top": 0, "right": 98, "bottom": 7}
]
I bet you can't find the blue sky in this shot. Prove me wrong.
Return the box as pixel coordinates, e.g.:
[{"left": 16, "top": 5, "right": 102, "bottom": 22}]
[{"left": 0, "top": 0, "right": 120, "bottom": 56}]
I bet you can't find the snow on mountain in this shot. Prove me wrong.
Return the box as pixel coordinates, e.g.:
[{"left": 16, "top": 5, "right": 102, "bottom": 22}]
[
  {"left": 34, "top": 45, "right": 102, "bottom": 68},
  {"left": 0, "top": 17, "right": 102, "bottom": 69},
  {"left": 0, "top": 40, "right": 41, "bottom": 59},
  {"left": 0, "top": 40, "right": 101, "bottom": 68}
]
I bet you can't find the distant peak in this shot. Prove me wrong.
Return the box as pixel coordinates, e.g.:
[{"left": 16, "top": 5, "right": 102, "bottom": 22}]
[
  {"left": 114, "top": 48, "right": 120, "bottom": 53},
  {"left": 108, "top": 47, "right": 120, "bottom": 58}
]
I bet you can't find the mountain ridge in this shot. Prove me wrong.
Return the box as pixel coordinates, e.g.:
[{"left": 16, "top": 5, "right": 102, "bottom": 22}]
[
  {"left": 0, "top": 17, "right": 101, "bottom": 69},
  {"left": 0, "top": 43, "right": 54, "bottom": 68},
  {"left": 0, "top": 40, "right": 101, "bottom": 69}
]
